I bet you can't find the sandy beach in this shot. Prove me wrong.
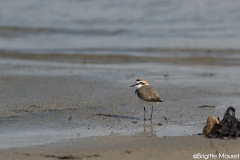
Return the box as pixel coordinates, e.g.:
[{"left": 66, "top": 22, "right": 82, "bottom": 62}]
[{"left": 1, "top": 52, "right": 240, "bottom": 159}]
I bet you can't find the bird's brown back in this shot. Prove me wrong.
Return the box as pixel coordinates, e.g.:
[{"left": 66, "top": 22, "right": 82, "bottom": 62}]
[{"left": 135, "top": 85, "right": 162, "bottom": 102}]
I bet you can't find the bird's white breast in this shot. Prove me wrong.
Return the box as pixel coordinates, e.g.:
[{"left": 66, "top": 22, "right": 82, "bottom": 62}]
[{"left": 138, "top": 98, "right": 159, "bottom": 105}]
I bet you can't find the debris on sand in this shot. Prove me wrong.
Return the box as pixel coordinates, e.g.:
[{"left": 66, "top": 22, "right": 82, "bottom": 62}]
[
  {"left": 203, "top": 106, "right": 240, "bottom": 138},
  {"left": 199, "top": 105, "right": 216, "bottom": 108},
  {"left": 29, "top": 104, "right": 42, "bottom": 108},
  {"left": 203, "top": 116, "right": 220, "bottom": 135}
]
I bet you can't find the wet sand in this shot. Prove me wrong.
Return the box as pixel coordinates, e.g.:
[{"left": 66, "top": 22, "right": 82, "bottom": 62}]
[
  {"left": 1, "top": 135, "right": 240, "bottom": 160},
  {"left": 1, "top": 53, "right": 240, "bottom": 159}
]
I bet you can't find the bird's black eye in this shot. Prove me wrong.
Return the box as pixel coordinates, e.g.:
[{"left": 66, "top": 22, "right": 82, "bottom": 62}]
[{"left": 135, "top": 82, "right": 144, "bottom": 86}]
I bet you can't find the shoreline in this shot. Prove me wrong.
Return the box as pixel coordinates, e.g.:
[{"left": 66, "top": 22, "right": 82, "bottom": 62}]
[{"left": 1, "top": 50, "right": 240, "bottom": 66}]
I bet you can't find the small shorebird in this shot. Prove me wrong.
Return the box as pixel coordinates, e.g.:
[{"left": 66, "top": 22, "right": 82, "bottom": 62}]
[{"left": 130, "top": 78, "right": 163, "bottom": 121}]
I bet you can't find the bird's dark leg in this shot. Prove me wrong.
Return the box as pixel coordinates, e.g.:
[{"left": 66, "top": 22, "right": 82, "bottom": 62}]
[
  {"left": 150, "top": 120, "right": 153, "bottom": 131},
  {"left": 144, "top": 106, "right": 146, "bottom": 121},
  {"left": 149, "top": 105, "right": 153, "bottom": 121}
]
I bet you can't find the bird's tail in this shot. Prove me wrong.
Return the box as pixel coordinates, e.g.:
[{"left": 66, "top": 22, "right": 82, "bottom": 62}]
[{"left": 158, "top": 97, "right": 163, "bottom": 102}]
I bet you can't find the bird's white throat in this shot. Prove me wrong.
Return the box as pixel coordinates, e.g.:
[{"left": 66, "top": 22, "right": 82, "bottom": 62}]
[{"left": 134, "top": 83, "right": 149, "bottom": 89}]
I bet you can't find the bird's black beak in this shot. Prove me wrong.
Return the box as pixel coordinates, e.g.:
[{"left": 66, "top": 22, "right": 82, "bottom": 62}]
[{"left": 130, "top": 84, "right": 135, "bottom": 87}]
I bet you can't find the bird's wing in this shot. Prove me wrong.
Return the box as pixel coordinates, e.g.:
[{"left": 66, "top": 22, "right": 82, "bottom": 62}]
[{"left": 136, "top": 86, "right": 161, "bottom": 102}]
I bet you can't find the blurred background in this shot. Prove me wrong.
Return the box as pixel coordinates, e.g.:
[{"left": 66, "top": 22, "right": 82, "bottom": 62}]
[{"left": 1, "top": 0, "right": 240, "bottom": 56}]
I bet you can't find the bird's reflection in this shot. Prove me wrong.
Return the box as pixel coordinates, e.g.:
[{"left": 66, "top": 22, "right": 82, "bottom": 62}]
[
  {"left": 143, "top": 120, "right": 156, "bottom": 137},
  {"left": 143, "top": 120, "right": 153, "bottom": 132}
]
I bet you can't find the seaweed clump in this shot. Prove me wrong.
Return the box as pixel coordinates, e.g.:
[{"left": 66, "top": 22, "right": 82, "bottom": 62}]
[{"left": 203, "top": 106, "right": 240, "bottom": 138}]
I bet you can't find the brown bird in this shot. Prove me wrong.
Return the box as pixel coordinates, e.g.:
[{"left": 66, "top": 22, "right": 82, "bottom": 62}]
[{"left": 130, "top": 78, "right": 163, "bottom": 121}]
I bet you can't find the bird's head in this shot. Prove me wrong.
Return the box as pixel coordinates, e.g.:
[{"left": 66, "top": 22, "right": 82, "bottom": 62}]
[{"left": 130, "top": 78, "right": 149, "bottom": 89}]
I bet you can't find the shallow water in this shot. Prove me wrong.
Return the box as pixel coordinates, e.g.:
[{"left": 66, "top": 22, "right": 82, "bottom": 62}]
[
  {"left": 1, "top": 0, "right": 240, "bottom": 54},
  {"left": 0, "top": 123, "right": 203, "bottom": 149}
]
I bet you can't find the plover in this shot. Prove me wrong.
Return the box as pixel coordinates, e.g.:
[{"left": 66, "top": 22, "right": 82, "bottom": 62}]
[{"left": 130, "top": 78, "right": 163, "bottom": 121}]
